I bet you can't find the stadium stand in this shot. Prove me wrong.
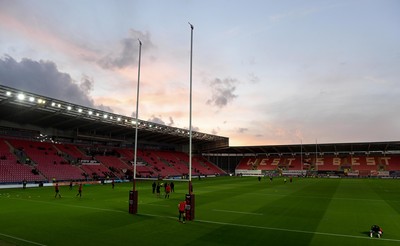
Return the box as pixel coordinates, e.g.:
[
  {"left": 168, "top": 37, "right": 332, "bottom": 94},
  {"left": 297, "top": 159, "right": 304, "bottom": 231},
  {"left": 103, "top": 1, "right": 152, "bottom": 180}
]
[
  {"left": 54, "top": 143, "right": 90, "bottom": 161},
  {"left": 234, "top": 154, "right": 400, "bottom": 177},
  {"left": 137, "top": 150, "right": 181, "bottom": 177},
  {"left": 0, "top": 139, "right": 46, "bottom": 183},
  {"left": 94, "top": 155, "right": 132, "bottom": 179},
  {"left": 79, "top": 162, "right": 113, "bottom": 180},
  {"left": 1, "top": 133, "right": 399, "bottom": 184},
  {"left": 6, "top": 138, "right": 84, "bottom": 181}
]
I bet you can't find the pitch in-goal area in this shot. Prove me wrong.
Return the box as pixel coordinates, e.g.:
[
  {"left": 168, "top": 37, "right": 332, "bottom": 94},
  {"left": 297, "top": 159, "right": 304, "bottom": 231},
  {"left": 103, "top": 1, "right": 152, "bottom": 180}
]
[{"left": 0, "top": 177, "right": 399, "bottom": 246}]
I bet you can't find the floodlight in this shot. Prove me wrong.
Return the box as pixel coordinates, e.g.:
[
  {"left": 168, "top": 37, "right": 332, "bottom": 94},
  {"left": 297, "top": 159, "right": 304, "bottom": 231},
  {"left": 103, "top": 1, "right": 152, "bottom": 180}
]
[
  {"left": 51, "top": 102, "right": 56, "bottom": 107},
  {"left": 88, "top": 111, "right": 93, "bottom": 115},
  {"left": 78, "top": 108, "right": 83, "bottom": 113},
  {"left": 29, "top": 97, "right": 35, "bottom": 102},
  {"left": 117, "top": 117, "right": 121, "bottom": 121},
  {"left": 17, "top": 93, "right": 25, "bottom": 100},
  {"left": 67, "top": 106, "right": 72, "bottom": 110},
  {"left": 6, "top": 91, "right": 11, "bottom": 96},
  {"left": 103, "top": 114, "right": 108, "bottom": 119}
]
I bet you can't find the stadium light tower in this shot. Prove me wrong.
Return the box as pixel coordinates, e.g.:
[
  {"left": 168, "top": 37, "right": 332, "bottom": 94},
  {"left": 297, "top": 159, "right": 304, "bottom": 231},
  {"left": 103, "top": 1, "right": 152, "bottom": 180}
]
[{"left": 129, "top": 39, "right": 142, "bottom": 215}]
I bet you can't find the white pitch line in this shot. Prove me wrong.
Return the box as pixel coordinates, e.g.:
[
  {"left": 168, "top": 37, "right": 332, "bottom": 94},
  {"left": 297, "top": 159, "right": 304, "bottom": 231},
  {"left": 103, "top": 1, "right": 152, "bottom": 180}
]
[
  {"left": 139, "top": 203, "right": 170, "bottom": 207},
  {"left": 8, "top": 197, "right": 126, "bottom": 213},
  {"left": 213, "top": 209, "right": 263, "bottom": 216},
  {"left": 248, "top": 192, "right": 400, "bottom": 203},
  {"left": 195, "top": 219, "right": 400, "bottom": 243},
  {"left": 0, "top": 232, "right": 47, "bottom": 246},
  {"left": 137, "top": 213, "right": 400, "bottom": 242}
]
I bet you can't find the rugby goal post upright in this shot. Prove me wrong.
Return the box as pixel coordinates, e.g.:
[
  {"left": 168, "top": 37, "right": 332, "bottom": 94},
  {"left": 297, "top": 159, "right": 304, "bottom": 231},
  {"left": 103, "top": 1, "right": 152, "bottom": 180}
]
[
  {"left": 186, "top": 22, "right": 195, "bottom": 221},
  {"left": 129, "top": 39, "right": 142, "bottom": 214}
]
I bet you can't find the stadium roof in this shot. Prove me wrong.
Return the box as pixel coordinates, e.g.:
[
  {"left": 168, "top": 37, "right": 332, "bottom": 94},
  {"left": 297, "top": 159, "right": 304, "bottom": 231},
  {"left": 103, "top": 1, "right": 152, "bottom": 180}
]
[{"left": 0, "top": 84, "right": 228, "bottom": 149}]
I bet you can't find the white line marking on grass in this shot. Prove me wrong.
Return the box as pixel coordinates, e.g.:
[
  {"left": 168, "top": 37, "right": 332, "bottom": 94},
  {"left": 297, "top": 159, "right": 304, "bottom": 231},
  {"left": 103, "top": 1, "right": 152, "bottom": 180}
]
[
  {"left": 64, "top": 204, "right": 126, "bottom": 213},
  {"left": 8, "top": 197, "right": 125, "bottom": 213},
  {"left": 213, "top": 209, "right": 263, "bottom": 216},
  {"left": 251, "top": 192, "right": 400, "bottom": 203},
  {"left": 139, "top": 203, "right": 170, "bottom": 207},
  {"left": 195, "top": 219, "right": 400, "bottom": 243},
  {"left": 139, "top": 213, "right": 400, "bottom": 243},
  {"left": 0, "top": 232, "right": 47, "bottom": 246}
]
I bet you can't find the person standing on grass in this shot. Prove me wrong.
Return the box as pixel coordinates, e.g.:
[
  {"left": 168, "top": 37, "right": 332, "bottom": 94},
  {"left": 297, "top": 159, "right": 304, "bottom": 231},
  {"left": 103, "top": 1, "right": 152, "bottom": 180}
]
[
  {"left": 69, "top": 181, "right": 73, "bottom": 190},
  {"left": 54, "top": 182, "right": 61, "bottom": 198},
  {"left": 156, "top": 182, "right": 161, "bottom": 198},
  {"left": 164, "top": 182, "right": 171, "bottom": 196},
  {"left": 76, "top": 183, "right": 82, "bottom": 197},
  {"left": 170, "top": 181, "right": 175, "bottom": 192},
  {"left": 152, "top": 181, "right": 156, "bottom": 194},
  {"left": 111, "top": 179, "right": 115, "bottom": 189},
  {"left": 165, "top": 183, "right": 171, "bottom": 199},
  {"left": 178, "top": 200, "right": 187, "bottom": 223}
]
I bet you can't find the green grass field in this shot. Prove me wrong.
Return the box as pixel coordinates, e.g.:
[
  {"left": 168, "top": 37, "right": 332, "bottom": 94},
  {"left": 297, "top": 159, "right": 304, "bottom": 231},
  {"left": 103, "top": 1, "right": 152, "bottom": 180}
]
[{"left": 0, "top": 177, "right": 399, "bottom": 246}]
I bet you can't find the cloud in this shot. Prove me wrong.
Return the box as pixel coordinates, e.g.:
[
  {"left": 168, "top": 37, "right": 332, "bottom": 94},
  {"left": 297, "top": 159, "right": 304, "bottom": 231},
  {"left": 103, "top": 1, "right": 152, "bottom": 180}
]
[
  {"left": 80, "top": 74, "right": 94, "bottom": 93},
  {"left": 148, "top": 115, "right": 165, "bottom": 125},
  {"left": 206, "top": 77, "right": 238, "bottom": 108},
  {"left": 98, "top": 29, "right": 154, "bottom": 69},
  {"left": 269, "top": 6, "right": 324, "bottom": 23},
  {"left": 248, "top": 73, "right": 260, "bottom": 83},
  {"left": 237, "top": 127, "right": 248, "bottom": 133},
  {"left": 211, "top": 128, "right": 219, "bottom": 135},
  {"left": 168, "top": 116, "right": 174, "bottom": 126},
  {"left": 0, "top": 55, "right": 112, "bottom": 111}
]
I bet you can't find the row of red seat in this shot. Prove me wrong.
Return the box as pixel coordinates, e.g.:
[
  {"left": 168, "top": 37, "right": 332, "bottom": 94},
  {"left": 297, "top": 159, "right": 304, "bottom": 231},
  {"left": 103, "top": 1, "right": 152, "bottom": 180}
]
[
  {"left": 236, "top": 155, "right": 400, "bottom": 171},
  {"left": 0, "top": 137, "right": 226, "bottom": 183}
]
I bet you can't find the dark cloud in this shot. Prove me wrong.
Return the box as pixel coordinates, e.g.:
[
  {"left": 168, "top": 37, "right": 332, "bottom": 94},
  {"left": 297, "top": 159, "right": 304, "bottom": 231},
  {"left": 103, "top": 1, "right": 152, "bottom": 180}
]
[
  {"left": 168, "top": 116, "right": 174, "bottom": 126},
  {"left": 206, "top": 77, "right": 238, "bottom": 108},
  {"left": 0, "top": 55, "right": 112, "bottom": 112},
  {"left": 80, "top": 74, "right": 94, "bottom": 93},
  {"left": 95, "top": 103, "right": 113, "bottom": 112},
  {"left": 98, "top": 29, "right": 154, "bottom": 69},
  {"left": 148, "top": 115, "right": 165, "bottom": 125}
]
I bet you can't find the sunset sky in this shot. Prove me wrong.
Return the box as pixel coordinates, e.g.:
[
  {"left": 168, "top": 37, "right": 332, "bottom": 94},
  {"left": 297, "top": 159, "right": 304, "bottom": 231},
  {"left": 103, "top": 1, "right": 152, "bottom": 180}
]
[{"left": 0, "top": 0, "right": 399, "bottom": 146}]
